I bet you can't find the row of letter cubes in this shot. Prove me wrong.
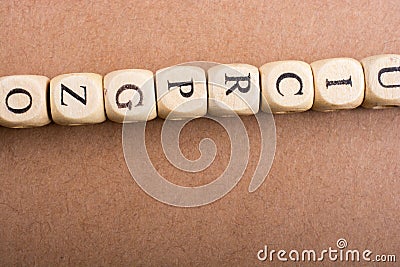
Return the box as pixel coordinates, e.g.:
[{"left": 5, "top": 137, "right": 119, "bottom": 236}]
[{"left": 0, "top": 55, "right": 399, "bottom": 127}]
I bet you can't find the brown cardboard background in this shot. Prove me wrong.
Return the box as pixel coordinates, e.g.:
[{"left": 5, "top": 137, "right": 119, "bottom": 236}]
[{"left": 0, "top": 0, "right": 399, "bottom": 266}]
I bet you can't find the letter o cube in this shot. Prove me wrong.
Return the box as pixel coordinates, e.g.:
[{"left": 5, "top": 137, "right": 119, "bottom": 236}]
[{"left": 0, "top": 75, "right": 50, "bottom": 128}]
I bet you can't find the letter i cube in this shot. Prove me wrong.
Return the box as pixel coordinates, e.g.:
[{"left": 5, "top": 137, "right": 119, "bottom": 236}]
[{"left": 311, "top": 58, "right": 364, "bottom": 111}]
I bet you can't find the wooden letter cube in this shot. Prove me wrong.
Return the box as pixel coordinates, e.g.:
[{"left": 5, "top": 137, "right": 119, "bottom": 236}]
[
  {"left": 0, "top": 75, "right": 50, "bottom": 128},
  {"left": 156, "top": 66, "right": 207, "bottom": 120},
  {"left": 50, "top": 73, "right": 106, "bottom": 125},
  {"left": 361, "top": 54, "right": 400, "bottom": 108},
  {"left": 260, "top": 61, "right": 314, "bottom": 114},
  {"left": 104, "top": 69, "right": 157, "bottom": 123},
  {"left": 208, "top": 64, "right": 259, "bottom": 116},
  {"left": 311, "top": 58, "right": 364, "bottom": 111}
]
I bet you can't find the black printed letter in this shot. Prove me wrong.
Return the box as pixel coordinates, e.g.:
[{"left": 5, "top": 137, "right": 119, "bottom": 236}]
[
  {"left": 167, "top": 79, "right": 194, "bottom": 98},
  {"left": 6, "top": 88, "right": 32, "bottom": 114},
  {"left": 61, "top": 84, "right": 87, "bottom": 106},
  {"left": 225, "top": 73, "right": 251, "bottom": 95},
  {"left": 116, "top": 84, "right": 143, "bottom": 110},
  {"left": 325, "top": 76, "right": 352, "bottom": 89},
  {"left": 276, "top": 73, "right": 303, "bottom": 96},
  {"left": 378, "top": 66, "right": 400, "bottom": 88}
]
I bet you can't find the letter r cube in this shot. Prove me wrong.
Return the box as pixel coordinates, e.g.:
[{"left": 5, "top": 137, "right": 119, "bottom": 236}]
[{"left": 208, "top": 64, "right": 260, "bottom": 116}]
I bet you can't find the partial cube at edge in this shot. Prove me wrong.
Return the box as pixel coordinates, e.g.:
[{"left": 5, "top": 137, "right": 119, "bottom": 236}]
[
  {"left": 0, "top": 75, "right": 50, "bottom": 128},
  {"left": 104, "top": 69, "right": 157, "bottom": 123},
  {"left": 50, "top": 73, "right": 106, "bottom": 125},
  {"left": 260, "top": 60, "right": 314, "bottom": 114},
  {"left": 361, "top": 54, "right": 400, "bottom": 108},
  {"left": 156, "top": 66, "right": 207, "bottom": 120},
  {"left": 311, "top": 58, "right": 364, "bottom": 112},
  {"left": 208, "top": 63, "right": 259, "bottom": 116}
]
